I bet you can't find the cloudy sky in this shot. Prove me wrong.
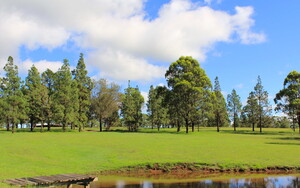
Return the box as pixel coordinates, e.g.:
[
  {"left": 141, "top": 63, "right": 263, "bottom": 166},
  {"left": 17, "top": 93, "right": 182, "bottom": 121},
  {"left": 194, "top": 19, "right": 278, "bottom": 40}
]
[{"left": 0, "top": 0, "right": 299, "bottom": 110}]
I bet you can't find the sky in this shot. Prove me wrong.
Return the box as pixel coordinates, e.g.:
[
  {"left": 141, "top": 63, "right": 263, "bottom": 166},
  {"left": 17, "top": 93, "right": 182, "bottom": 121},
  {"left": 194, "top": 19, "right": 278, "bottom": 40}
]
[{"left": 0, "top": 0, "right": 300, "bottom": 114}]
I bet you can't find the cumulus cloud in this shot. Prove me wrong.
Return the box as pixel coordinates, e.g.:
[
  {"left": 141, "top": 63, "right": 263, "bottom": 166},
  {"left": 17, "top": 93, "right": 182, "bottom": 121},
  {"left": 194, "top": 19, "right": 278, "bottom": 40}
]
[
  {"left": 0, "top": 0, "right": 265, "bottom": 81},
  {"left": 19, "top": 59, "right": 63, "bottom": 75}
]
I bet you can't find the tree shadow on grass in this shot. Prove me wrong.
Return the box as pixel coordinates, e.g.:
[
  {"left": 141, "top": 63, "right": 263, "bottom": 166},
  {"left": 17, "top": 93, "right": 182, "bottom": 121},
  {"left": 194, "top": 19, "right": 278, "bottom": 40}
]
[
  {"left": 221, "top": 129, "right": 290, "bottom": 136},
  {"left": 266, "top": 142, "right": 300, "bottom": 146}
]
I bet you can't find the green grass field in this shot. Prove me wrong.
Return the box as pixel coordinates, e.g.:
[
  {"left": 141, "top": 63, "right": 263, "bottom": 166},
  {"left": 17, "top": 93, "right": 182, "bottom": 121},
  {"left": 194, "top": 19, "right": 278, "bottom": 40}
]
[{"left": 0, "top": 127, "right": 300, "bottom": 181}]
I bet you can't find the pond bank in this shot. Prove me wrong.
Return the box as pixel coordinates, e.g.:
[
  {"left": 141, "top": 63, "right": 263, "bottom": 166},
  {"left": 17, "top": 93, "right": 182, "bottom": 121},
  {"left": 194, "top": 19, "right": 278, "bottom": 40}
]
[{"left": 94, "top": 162, "right": 300, "bottom": 176}]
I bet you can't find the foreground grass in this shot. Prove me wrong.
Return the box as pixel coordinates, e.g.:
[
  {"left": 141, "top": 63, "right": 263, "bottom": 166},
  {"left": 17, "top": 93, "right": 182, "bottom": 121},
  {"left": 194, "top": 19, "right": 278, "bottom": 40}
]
[{"left": 0, "top": 127, "right": 300, "bottom": 181}]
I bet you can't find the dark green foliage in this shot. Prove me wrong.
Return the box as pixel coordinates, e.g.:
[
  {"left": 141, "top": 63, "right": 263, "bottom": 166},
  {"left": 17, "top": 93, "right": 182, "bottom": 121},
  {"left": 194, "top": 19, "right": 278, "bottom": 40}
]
[
  {"left": 165, "top": 56, "right": 212, "bottom": 133},
  {"left": 73, "top": 53, "right": 93, "bottom": 132},
  {"left": 227, "top": 89, "right": 242, "bottom": 131},
  {"left": 242, "top": 92, "right": 259, "bottom": 130},
  {"left": 212, "top": 77, "right": 229, "bottom": 132},
  {"left": 275, "top": 71, "right": 300, "bottom": 133},
  {"left": 0, "top": 56, "right": 27, "bottom": 133},
  {"left": 121, "top": 81, "right": 144, "bottom": 132}
]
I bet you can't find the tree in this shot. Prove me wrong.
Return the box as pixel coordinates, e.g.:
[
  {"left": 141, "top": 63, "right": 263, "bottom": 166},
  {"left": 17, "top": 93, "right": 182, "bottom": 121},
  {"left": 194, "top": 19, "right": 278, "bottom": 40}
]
[
  {"left": 274, "top": 71, "right": 300, "bottom": 133},
  {"left": 53, "top": 59, "right": 78, "bottom": 131},
  {"left": 42, "top": 69, "right": 56, "bottom": 131},
  {"left": 212, "top": 77, "right": 228, "bottom": 132},
  {"left": 165, "top": 56, "right": 212, "bottom": 133},
  {"left": 0, "top": 56, "right": 27, "bottom": 133},
  {"left": 121, "top": 81, "right": 144, "bottom": 132},
  {"left": 147, "top": 85, "right": 168, "bottom": 131},
  {"left": 24, "top": 65, "right": 50, "bottom": 132},
  {"left": 254, "top": 76, "right": 272, "bottom": 133},
  {"left": 91, "top": 79, "right": 122, "bottom": 132},
  {"left": 243, "top": 92, "right": 258, "bottom": 131},
  {"left": 227, "top": 89, "right": 242, "bottom": 131},
  {"left": 73, "top": 53, "right": 93, "bottom": 132}
]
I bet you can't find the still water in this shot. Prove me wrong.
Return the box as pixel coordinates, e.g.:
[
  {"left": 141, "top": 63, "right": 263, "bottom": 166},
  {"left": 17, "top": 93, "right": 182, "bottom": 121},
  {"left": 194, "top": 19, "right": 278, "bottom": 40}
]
[{"left": 85, "top": 174, "right": 300, "bottom": 188}]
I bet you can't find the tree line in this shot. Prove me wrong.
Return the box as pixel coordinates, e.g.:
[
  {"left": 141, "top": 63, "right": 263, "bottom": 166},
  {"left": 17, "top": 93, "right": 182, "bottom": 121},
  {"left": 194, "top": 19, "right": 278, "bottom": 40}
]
[{"left": 0, "top": 56, "right": 299, "bottom": 133}]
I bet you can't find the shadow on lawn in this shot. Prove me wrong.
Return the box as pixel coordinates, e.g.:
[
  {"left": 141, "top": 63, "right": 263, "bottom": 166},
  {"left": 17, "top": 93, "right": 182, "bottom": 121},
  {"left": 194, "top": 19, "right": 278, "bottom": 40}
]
[
  {"left": 266, "top": 142, "right": 300, "bottom": 146},
  {"left": 221, "top": 129, "right": 290, "bottom": 136}
]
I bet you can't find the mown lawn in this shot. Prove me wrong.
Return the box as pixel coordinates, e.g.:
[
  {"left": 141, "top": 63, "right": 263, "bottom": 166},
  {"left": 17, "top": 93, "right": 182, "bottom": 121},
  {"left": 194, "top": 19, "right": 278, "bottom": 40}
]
[{"left": 0, "top": 127, "right": 299, "bottom": 181}]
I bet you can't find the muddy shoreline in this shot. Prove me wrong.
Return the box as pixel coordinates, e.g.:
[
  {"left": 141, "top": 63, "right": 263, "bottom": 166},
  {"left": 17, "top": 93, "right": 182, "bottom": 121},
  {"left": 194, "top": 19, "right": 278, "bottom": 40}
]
[{"left": 92, "top": 162, "right": 300, "bottom": 176}]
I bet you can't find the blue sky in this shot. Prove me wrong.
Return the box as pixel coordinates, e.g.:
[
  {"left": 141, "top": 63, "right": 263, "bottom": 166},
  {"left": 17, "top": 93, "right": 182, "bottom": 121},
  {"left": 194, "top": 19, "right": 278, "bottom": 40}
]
[{"left": 0, "top": 0, "right": 300, "bottom": 112}]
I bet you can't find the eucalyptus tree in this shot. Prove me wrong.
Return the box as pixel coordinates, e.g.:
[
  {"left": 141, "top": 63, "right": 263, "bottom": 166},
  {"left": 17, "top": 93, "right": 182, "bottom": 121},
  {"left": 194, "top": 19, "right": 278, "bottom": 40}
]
[
  {"left": 121, "top": 81, "right": 144, "bottom": 132},
  {"left": 53, "top": 59, "right": 79, "bottom": 131},
  {"left": 212, "top": 77, "right": 228, "bottom": 132},
  {"left": 165, "top": 56, "right": 212, "bottom": 133},
  {"left": 227, "top": 89, "right": 242, "bottom": 131},
  {"left": 0, "top": 56, "right": 27, "bottom": 133},
  {"left": 25, "top": 65, "right": 50, "bottom": 132},
  {"left": 73, "top": 53, "right": 93, "bottom": 132},
  {"left": 274, "top": 71, "right": 300, "bottom": 133},
  {"left": 91, "top": 79, "right": 122, "bottom": 132},
  {"left": 254, "top": 76, "right": 272, "bottom": 132}
]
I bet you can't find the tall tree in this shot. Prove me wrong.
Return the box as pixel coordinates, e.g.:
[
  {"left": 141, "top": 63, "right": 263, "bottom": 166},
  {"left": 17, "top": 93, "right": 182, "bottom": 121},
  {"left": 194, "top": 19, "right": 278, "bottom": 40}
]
[
  {"left": 42, "top": 69, "right": 56, "bottom": 131},
  {"left": 53, "top": 59, "right": 78, "bottom": 131},
  {"left": 0, "top": 56, "right": 27, "bottom": 133},
  {"left": 243, "top": 91, "right": 258, "bottom": 131},
  {"left": 24, "top": 65, "right": 50, "bottom": 132},
  {"left": 274, "top": 71, "right": 300, "bottom": 133},
  {"left": 165, "top": 56, "right": 212, "bottom": 133},
  {"left": 147, "top": 85, "right": 168, "bottom": 131},
  {"left": 91, "top": 79, "right": 122, "bottom": 132},
  {"left": 73, "top": 53, "right": 93, "bottom": 132},
  {"left": 253, "top": 76, "right": 271, "bottom": 133},
  {"left": 121, "top": 81, "right": 144, "bottom": 132},
  {"left": 213, "top": 77, "right": 228, "bottom": 132},
  {"left": 227, "top": 89, "right": 242, "bottom": 131}
]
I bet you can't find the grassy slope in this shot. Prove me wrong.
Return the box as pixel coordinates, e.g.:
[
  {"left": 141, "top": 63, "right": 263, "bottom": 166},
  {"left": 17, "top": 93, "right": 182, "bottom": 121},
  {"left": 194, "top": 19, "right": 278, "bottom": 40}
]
[{"left": 0, "top": 127, "right": 300, "bottom": 180}]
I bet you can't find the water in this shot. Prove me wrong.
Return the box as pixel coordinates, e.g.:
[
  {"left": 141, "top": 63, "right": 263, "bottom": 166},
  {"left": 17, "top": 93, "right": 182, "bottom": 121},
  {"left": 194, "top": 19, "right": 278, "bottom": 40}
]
[{"left": 88, "top": 174, "right": 300, "bottom": 188}]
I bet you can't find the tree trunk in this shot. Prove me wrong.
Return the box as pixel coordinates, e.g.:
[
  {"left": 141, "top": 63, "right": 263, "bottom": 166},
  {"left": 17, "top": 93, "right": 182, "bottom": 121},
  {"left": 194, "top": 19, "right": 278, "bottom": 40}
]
[
  {"left": 12, "top": 123, "right": 16, "bottom": 133},
  {"left": 252, "top": 122, "right": 255, "bottom": 131},
  {"left": 40, "top": 121, "right": 44, "bottom": 132},
  {"left": 185, "top": 118, "right": 189, "bottom": 133},
  {"left": 99, "top": 118, "right": 102, "bottom": 132},
  {"left": 6, "top": 119, "right": 10, "bottom": 131},
  {"left": 30, "top": 118, "right": 34, "bottom": 132},
  {"left": 298, "top": 113, "right": 300, "bottom": 134},
  {"left": 233, "top": 114, "right": 236, "bottom": 131},
  {"left": 192, "top": 121, "right": 195, "bottom": 132},
  {"left": 47, "top": 120, "right": 51, "bottom": 131},
  {"left": 157, "top": 124, "right": 160, "bottom": 131},
  {"left": 63, "top": 122, "right": 66, "bottom": 132},
  {"left": 216, "top": 116, "right": 220, "bottom": 132},
  {"left": 176, "top": 119, "right": 180, "bottom": 132},
  {"left": 259, "top": 115, "right": 262, "bottom": 133}
]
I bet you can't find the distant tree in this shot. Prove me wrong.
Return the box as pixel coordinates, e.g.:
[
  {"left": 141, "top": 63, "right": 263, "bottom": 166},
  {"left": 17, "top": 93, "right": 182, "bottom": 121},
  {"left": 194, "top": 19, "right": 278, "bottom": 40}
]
[
  {"left": 147, "top": 85, "right": 169, "bottom": 131},
  {"left": 254, "top": 76, "right": 272, "bottom": 133},
  {"left": 53, "top": 59, "right": 78, "bottom": 131},
  {"left": 165, "top": 56, "right": 212, "bottom": 133},
  {"left": 243, "top": 92, "right": 258, "bottom": 131},
  {"left": 42, "top": 69, "right": 56, "bottom": 131},
  {"left": 72, "top": 53, "right": 93, "bottom": 132},
  {"left": 274, "top": 71, "right": 300, "bottom": 133},
  {"left": 0, "top": 56, "right": 27, "bottom": 133},
  {"left": 121, "top": 81, "right": 144, "bottom": 132},
  {"left": 212, "top": 77, "right": 228, "bottom": 132},
  {"left": 24, "top": 65, "right": 50, "bottom": 132},
  {"left": 91, "top": 79, "right": 122, "bottom": 132},
  {"left": 227, "top": 89, "right": 242, "bottom": 131}
]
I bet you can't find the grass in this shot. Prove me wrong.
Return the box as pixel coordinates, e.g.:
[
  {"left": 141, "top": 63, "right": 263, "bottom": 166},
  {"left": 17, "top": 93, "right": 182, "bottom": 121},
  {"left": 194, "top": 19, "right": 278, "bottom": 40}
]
[{"left": 0, "top": 127, "right": 300, "bottom": 182}]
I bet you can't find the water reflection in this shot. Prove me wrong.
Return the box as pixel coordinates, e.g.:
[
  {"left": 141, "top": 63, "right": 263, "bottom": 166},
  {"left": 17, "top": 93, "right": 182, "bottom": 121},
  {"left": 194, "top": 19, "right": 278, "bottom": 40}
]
[{"left": 90, "top": 175, "right": 300, "bottom": 188}]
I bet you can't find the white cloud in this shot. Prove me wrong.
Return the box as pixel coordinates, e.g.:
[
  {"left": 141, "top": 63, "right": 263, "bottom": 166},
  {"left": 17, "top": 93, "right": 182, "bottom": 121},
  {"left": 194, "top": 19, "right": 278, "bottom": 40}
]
[
  {"left": 235, "top": 83, "right": 244, "bottom": 89},
  {"left": 19, "top": 59, "right": 63, "bottom": 75},
  {"left": 0, "top": 0, "right": 265, "bottom": 81},
  {"left": 204, "top": 0, "right": 223, "bottom": 5}
]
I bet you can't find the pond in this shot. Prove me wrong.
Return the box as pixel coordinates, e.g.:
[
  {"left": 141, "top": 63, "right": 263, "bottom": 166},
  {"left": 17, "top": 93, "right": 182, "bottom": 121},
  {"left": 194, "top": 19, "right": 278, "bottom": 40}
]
[{"left": 79, "top": 173, "right": 300, "bottom": 188}]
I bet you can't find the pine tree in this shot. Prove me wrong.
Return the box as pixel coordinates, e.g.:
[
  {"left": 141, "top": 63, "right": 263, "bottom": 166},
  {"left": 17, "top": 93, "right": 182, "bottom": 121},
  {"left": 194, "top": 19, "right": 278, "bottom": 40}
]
[
  {"left": 121, "top": 81, "right": 144, "bottom": 132},
  {"left": 254, "top": 76, "right": 271, "bottom": 133},
  {"left": 243, "top": 91, "right": 258, "bottom": 131},
  {"left": 227, "top": 89, "right": 242, "bottom": 131},
  {"left": 73, "top": 53, "right": 93, "bottom": 132},
  {"left": 0, "top": 56, "right": 27, "bottom": 133},
  {"left": 213, "top": 77, "right": 228, "bottom": 132}
]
